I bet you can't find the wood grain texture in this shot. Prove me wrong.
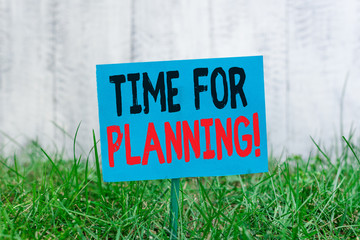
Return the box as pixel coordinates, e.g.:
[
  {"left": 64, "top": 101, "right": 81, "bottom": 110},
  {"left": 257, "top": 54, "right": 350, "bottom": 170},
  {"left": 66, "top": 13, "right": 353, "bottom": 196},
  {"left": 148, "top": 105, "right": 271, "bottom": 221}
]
[{"left": 0, "top": 0, "right": 359, "bottom": 156}]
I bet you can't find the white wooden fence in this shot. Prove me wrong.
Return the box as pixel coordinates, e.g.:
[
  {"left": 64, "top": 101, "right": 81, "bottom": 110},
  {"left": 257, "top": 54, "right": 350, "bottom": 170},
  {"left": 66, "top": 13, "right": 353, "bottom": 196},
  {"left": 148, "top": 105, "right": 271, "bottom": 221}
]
[{"left": 0, "top": 0, "right": 359, "bottom": 156}]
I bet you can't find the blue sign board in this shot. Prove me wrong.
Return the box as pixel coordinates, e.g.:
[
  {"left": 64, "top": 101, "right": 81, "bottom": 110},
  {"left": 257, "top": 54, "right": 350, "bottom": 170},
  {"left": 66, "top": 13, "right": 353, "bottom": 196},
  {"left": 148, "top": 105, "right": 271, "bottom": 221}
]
[{"left": 96, "top": 56, "right": 268, "bottom": 182}]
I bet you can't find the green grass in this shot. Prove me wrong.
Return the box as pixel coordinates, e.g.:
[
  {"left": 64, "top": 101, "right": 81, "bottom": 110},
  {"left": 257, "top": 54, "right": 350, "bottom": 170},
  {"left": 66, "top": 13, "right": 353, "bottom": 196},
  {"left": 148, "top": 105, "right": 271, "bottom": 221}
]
[{"left": 0, "top": 137, "right": 359, "bottom": 239}]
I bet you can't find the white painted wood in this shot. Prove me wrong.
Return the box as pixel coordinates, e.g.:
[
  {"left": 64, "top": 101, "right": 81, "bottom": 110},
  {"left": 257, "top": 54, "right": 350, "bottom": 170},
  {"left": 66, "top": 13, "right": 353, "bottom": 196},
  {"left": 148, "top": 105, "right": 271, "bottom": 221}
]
[{"left": 0, "top": 0, "right": 359, "bottom": 156}]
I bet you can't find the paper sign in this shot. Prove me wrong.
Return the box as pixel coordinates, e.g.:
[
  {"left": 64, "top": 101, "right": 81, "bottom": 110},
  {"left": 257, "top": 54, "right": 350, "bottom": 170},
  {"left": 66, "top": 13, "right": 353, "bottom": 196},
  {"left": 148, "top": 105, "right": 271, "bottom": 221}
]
[{"left": 96, "top": 56, "right": 268, "bottom": 182}]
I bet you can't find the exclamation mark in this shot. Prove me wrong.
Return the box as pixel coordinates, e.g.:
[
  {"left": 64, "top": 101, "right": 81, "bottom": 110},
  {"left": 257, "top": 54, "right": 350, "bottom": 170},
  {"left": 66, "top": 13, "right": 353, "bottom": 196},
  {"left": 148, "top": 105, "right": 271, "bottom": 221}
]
[{"left": 253, "top": 112, "right": 261, "bottom": 157}]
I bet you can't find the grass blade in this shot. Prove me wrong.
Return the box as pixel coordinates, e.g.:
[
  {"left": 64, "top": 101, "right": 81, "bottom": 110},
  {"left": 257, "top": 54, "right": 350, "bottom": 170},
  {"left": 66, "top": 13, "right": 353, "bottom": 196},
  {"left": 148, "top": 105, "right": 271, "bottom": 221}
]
[
  {"left": 310, "top": 136, "right": 334, "bottom": 168},
  {"left": 342, "top": 136, "right": 360, "bottom": 165},
  {"left": 40, "top": 148, "right": 64, "bottom": 182},
  {"left": 93, "top": 130, "right": 103, "bottom": 195}
]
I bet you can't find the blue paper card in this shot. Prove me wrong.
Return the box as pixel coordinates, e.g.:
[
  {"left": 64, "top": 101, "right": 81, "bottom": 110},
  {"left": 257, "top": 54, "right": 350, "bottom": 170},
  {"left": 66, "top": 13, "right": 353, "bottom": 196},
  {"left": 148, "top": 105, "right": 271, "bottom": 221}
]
[{"left": 96, "top": 56, "right": 268, "bottom": 182}]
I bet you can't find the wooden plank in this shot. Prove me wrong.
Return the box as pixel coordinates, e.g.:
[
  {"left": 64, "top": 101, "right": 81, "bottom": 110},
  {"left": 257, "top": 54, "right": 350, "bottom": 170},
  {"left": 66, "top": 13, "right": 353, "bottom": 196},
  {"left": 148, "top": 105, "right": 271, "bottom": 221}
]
[
  {"left": 0, "top": 0, "right": 359, "bottom": 155},
  {"left": 0, "top": 0, "right": 11, "bottom": 149},
  {"left": 287, "top": 0, "right": 360, "bottom": 153}
]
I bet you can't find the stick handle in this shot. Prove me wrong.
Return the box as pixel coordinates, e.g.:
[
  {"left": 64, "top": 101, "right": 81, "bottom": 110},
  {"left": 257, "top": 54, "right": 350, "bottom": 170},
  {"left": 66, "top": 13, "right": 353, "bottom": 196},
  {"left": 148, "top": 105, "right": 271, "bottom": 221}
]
[{"left": 169, "top": 178, "right": 180, "bottom": 240}]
